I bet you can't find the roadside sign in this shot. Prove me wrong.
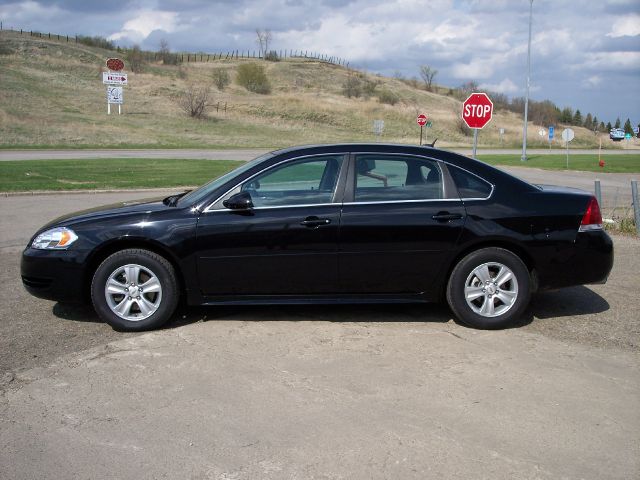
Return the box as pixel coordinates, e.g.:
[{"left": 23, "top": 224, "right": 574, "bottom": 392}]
[
  {"left": 625, "top": 133, "right": 632, "bottom": 139},
  {"left": 538, "top": 129, "right": 546, "bottom": 137},
  {"left": 106, "top": 58, "right": 125, "bottom": 71},
  {"left": 462, "top": 92, "right": 493, "bottom": 159},
  {"left": 562, "top": 128, "right": 575, "bottom": 142},
  {"left": 416, "top": 114, "right": 428, "bottom": 126},
  {"left": 373, "top": 119, "right": 384, "bottom": 138},
  {"left": 425, "top": 121, "right": 432, "bottom": 128},
  {"left": 103, "top": 72, "right": 128, "bottom": 85},
  {"left": 461, "top": 93, "right": 493, "bottom": 129},
  {"left": 548, "top": 126, "right": 554, "bottom": 139},
  {"left": 107, "top": 86, "right": 123, "bottom": 104},
  {"left": 562, "top": 128, "right": 575, "bottom": 169}
]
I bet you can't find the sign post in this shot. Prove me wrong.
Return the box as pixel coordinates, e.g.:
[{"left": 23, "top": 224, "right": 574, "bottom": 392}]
[
  {"left": 103, "top": 58, "right": 126, "bottom": 115},
  {"left": 548, "top": 126, "right": 554, "bottom": 149},
  {"left": 561, "top": 128, "right": 575, "bottom": 169},
  {"left": 373, "top": 120, "right": 384, "bottom": 141},
  {"left": 461, "top": 92, "right": 493, "bottom": 159},
  {"left": 416, "top": 114, "right": 428, "bottom": 145}
]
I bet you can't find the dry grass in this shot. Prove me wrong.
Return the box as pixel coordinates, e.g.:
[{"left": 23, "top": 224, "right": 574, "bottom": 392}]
[{"left": 0, "top": 30, "right": 628, "bottom": 149}]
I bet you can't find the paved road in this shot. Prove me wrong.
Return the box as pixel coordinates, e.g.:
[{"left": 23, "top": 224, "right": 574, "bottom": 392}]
[
  {"left": 1, "top": 191, "right": 639, "bottom": 479},
  {"left": 0, "top": 147, "right": 638, "bottom": 161}
]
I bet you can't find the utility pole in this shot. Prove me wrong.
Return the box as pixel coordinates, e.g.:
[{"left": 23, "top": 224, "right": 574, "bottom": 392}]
[{"left": 521, "top": 0, "right": 534, "bottom": 162}]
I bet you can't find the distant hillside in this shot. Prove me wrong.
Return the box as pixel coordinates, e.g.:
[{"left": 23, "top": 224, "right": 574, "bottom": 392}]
[{"left": 0, "top": 30, "right": 622, "bottom": 149}]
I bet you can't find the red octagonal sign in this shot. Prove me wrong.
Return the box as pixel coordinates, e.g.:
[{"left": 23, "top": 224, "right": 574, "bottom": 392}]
[{"left": 462, "top": 92, "right": 493, "bottom": 129}]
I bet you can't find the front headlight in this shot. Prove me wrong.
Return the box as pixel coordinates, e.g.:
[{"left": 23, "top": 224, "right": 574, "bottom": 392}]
[{"left": 32, "top": 227, "right": 78, "bottom": 250}]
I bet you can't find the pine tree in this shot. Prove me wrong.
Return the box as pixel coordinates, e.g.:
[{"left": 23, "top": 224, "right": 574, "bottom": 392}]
[
  {"left": 573, "top": 109, "right": 582, "bottom": 125},
  {"left": 599, "top": 121, "right": 606, "bottom": 132},
  {"left": 623, "top": 118, "right": 633, "bottom": 135},
  {"left": 614, "top": 117, "right": 621, "bottom": 128},
  {"left": 560, "top": 107, "right": 573, "bottom": 123},
  {"left": 584, "top": 113, "right": 593, "bottom": 130},
  {"left": 606, "top": 121, "right": 612, "bottom": 131},
  {"left": 592, "top": 116, "right": 598, "bottom": 129}
]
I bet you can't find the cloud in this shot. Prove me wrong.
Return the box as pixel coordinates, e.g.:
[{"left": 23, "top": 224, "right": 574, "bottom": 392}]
[
  {"left": 480, "top": 78, "right": 519, "bottom": 94},
  {"left": 108, "top": 10, "right": 180, "bottom": 43},
  {"left": 607, "top": 15, "right": 640, "bottom": 37}
]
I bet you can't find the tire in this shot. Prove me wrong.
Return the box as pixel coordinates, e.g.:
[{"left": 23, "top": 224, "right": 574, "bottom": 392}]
[
  {"left": 91, "top": 249, "right": 179, "bottom": 331},
  {"left": 446, "top": 247, "right": 530, "bottom": 329}
]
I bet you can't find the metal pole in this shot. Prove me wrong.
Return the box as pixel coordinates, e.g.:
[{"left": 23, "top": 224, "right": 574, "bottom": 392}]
[
  {"left": 565, "top": 139, "right": 569, "bottom": 169},
  {"left": 521, "top": 0, "right": 533, "bottom": 162},
  {"left": 632, "top": 180, "right": 640, "bottom": 236},
  {"left": 595, "top": 180, "right": 602, "bottom": 208},
  {"left": 419, "top": 126, "right": 423, "bottom": 145},
  {"left": 472, "top": 128, "right": 478, "bottom": 159}
]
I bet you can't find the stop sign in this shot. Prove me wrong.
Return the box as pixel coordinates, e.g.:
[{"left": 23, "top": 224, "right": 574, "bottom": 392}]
[
  {"left": 461, "top": 93, "right": 493, "bottom": 129},
  {"left": 417, "top": 114, "right": 428, "bottom": 126}
]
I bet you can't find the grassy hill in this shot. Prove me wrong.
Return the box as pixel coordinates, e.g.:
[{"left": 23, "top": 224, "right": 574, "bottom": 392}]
[{"left": 0, "top": 30, "right": 626, "bottom": 150}]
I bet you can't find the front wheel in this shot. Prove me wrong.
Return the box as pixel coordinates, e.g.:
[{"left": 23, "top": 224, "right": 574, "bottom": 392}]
[
  {"left": 91, "top": 249, "right": 179, "bottom": 331},
  {"left": 446, "top": 248, "right": 530, "bottom": 329}
]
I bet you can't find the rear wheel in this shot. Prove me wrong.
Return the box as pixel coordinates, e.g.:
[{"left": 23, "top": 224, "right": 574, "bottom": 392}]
[
  {"left": 446, "top": 248, "right": 530, "bottom": 329},
  {"left": 91, "top": 249, "right": 179, "bottom": 331}
]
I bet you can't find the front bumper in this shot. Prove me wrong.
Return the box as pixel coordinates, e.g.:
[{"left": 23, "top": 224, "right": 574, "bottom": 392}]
[{"left": 21, "top": 248, "right": 89, "bottom": 303}]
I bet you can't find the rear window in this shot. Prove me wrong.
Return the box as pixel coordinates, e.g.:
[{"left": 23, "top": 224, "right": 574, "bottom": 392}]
[{"left": 449, "top": 166, "right": 492, "bottom": 199}]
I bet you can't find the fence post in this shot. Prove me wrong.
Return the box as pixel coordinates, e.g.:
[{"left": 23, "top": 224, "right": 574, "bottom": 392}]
[
  {"left": 632, "top": 180, "right": 640, "bottom": 235},
  {"left": 594, "top": 180, "right": 602, "bottom": 209}
]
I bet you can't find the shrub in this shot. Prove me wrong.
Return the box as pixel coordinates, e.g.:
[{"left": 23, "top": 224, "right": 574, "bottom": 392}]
[
  {"left": 456, "top": 117, "right": 472, "bottom": 137},
  {"left": 77, "top": 35, "right": 116, "bottom": 50},
  {"left": 0, "top": 44, "right": 13, "bottom": 55},
  {"left": 362, "top": 79, "right": 379, "bottom": 99},
  {"left": 127, "top": 45, "right": 145, "bottom": 73},
  {"left": 212, "top": 69, "right": 230, "bottom": 90},
  {"left": 179, "top": 84, "right": 211, "bottom": 119},
  {"left": 342, "top": 76, "right": 362, "bottom": 98},
  {"left": 378, "top": 89, "right": 399, "bottom": 105},
  {"left": 236, "top": 63, "right": 271, "bottom": 94},
  {"left": 264, "top": 50, "right": 280, "bottom": 62}
]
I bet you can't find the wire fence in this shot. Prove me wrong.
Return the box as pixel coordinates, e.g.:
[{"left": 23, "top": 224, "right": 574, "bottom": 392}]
[{"left": 0, "top": 25, "right": 350, "bottom": 68}]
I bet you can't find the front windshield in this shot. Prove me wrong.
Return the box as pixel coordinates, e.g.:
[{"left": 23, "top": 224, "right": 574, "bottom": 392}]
[{"left": 178, "top": 152, "right": 274, "bottom": 208}]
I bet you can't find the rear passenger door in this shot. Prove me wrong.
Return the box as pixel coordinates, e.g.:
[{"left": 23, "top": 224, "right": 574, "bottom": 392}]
[{"left": 338, "top": 154, "right": 466, "bottom": 294}]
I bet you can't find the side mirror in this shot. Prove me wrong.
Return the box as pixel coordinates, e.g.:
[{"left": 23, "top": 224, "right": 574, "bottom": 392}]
[{"left": 223, "top": 191, "right": 254, "bottom": 210}]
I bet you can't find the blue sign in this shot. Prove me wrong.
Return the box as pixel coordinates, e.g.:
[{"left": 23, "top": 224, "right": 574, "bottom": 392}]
[
  {"left": 548, "top": 126, "right": 554, "bottom": 139},
  {"left": 625, "top": 133, "right": 632, "bottom": 139}
]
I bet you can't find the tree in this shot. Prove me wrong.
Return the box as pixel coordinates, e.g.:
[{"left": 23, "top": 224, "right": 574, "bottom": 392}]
[
  {"left": 599, "top": 121, "right": 606, "bottom": 132},
  {"left": 592, "top": 116, "right": 598, "bottom": 130},
  {"left": 459, "top": 80, "right": 479, "bottom": 96},
  {"left": 572, "top": 109, "right": 582, "bottom": 125},
  {"left": 179, "top": 84, "right": 211, "bottom": 119},
  {"left": 606, "top": 121, "right": 612, "bottom": 131},
  {"left": 127, "top": 44, "right": 144, "bottom": 73},
  {"left": 159, "top": 38, "right": 179, "bottom": 65},
  {"left": 255, "top": 29, "right": 272, "bottom": 58},
  {"left": 623, "top": 118, "right": 633, "bottom": 135},
  {"left": 419, "top": 65, "right": 438, "bottom": 91},
  {"left": 583, "top": 113, "right": 593, "bottom": 130},
  {"left": 614, "top": 117, "right": 621, "bottom": 128},
  {"left": 559, "top": 107, "right": 573, "bottom": 124}
]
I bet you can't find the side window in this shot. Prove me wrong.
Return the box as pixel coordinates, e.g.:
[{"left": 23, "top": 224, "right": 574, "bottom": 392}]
[
  {"left": 241, "top": 155, "right": 344, "bottom": 207},
  {"left": 354, "top": 155, "right": 443, "bottom": 202},
  {"left": 448, "top": 166, "right": 492, "bottom": 199}
]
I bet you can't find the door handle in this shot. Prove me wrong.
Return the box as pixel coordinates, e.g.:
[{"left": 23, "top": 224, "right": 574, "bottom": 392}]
[
  {"left": 300, "top": 216, "right": 331, "bottom": 228},
  {"left": 432, "top": 212, "right": 463, "bottom": 222}
]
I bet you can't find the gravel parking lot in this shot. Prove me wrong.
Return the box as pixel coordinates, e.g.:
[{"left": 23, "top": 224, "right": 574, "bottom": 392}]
[{"left": 1, "top": 189, "right": 638, "bottom": 479}]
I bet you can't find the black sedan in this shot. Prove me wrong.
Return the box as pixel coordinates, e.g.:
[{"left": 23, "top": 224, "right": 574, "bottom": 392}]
[{"left": 21, "top": 144, "right": 613, "bottom": 331}]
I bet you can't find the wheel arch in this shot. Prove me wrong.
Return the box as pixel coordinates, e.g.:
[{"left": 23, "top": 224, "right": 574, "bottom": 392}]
[
  {"left": 441, "top": 239, "right": 538, "bottom": 300},
  {"left": 83, "top": 237, "right": 186, "bottom": 302}
]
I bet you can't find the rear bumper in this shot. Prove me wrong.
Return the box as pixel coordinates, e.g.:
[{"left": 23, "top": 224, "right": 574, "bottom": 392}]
[
  {"left": 21, "top": 248, "right": 89, "bottom": 303},
  {"left": 536, "top": 230, "right": 614, "bottom": 290}
]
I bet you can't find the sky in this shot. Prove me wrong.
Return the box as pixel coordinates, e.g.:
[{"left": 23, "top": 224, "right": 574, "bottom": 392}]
[{"left": 1, "top": 0, "right": 639, "bottom": 125}]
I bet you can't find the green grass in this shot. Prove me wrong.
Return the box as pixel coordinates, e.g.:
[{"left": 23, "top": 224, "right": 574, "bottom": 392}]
[
  {"left": 0, "top": 158, "right": 243, "bottom": 192},
  {"left": 477, "top": 154, "right": 640, "bottom": 173}
]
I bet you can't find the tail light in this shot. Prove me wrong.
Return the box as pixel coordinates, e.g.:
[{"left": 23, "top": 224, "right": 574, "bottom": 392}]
[{"left": 579, "top": 196, "right": 603, "bottom": 232}]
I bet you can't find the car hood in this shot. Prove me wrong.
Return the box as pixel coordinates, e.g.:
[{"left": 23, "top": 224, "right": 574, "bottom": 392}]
[{"left": 41, "top": 196, "right": 171, "bottom": 231}]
